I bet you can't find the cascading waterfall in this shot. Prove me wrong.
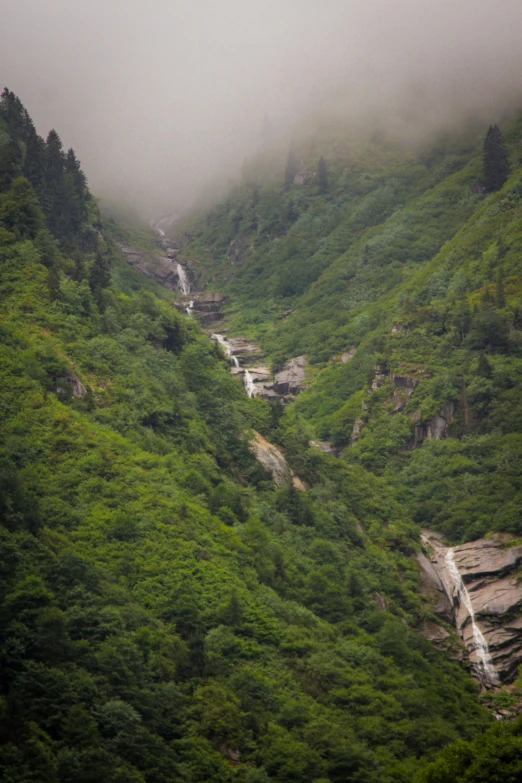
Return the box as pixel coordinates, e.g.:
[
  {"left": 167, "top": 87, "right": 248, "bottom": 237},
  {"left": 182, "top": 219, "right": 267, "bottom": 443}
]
[
  {"left": 212, "top": 333, "right": 231, "bottom": 357},
  {"left": 244, "top": 369, "right": 256, "bottom": 398},
  {"left": 176, "top": 264, "right": 190, "bottom": 295},
  {"left": 212, "top": 333, "right": 238, "bottom": 366},
  {"left": 212, "top": 334, "right": 251, "bottom": 391},
  {"left": 149, "top": 218, "right": 166, "bottom": 238},
  {"left": 186, "top": 300, "right": 194, "bottom": 316},
  {"left": 445, "top": 548, "right": 498, "bottom": 685}
]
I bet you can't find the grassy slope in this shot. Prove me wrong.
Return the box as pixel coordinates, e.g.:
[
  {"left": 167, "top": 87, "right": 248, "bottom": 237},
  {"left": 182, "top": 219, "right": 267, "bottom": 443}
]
[{"left": 180, "top": 116, "right": 522, "bottom": 544}]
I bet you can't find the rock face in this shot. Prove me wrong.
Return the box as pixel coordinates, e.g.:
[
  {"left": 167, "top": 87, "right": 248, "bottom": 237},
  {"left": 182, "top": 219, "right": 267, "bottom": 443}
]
[
  {"left": 250, "top": 431, "right": 305, "bottom": 490},
  {"left": 193, "top": 293, "right": 228, "bottom": 312},
  {"left": 211, "top": 334, "right": 308, "bottom": 404},
  {"left": 420, "top": 530, "right": 522, "bottom": 684},
  {"left": 273, "top": 356, "right": 308, "bottom": 395},
  {"left": 311, "top": 440, "right": 339, "bottom": 457},
  {"left": 340, "top": 348, "right": 356, "bottom": 364},
  {"left": 120, "top": 244, "right": 192, "bottom": 293}
]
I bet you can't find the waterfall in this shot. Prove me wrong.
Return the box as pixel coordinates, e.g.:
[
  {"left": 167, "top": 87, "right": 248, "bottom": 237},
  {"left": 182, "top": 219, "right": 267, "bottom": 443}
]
[
  {"left": 213, "top": 334, "right": 238, "bottom": 366},
  {"left": 212, "top": 333, "right": 231, "bottom": 356},
  {"left": 212, "top": 333, "right": 236, "bottom": 364},
  {"left": 244, "top": 369, "right": 256, "bottom": 398},
  {"left": 176, "top": 264, "right": 190, "bottom": 295},
  {"left": 212, "top": 334, "right": 253, "bottom": 393},
  {"left": 445, "top": 548, "right": 498, "bottom": 684},
  {"left": 186, "top": 300, "right": 194, "bottom": 316},
  {"left": 149, "top": 218, "right": 166, "bottom": 238}
]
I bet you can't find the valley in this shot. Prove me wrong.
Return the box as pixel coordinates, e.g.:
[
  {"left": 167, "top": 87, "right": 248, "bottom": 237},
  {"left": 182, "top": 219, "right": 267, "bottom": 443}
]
[{"left": 2, "top": 85, "right": 522, "bottom": 783}]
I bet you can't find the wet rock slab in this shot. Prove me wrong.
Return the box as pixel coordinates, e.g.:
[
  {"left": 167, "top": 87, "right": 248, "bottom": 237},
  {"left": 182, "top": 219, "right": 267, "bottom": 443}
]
[
  {"left": 250, "top": 431, "right": 305, "bottom": 490},
  {"left": 421, "top": 531, "right": 522, "bottom": 683}
]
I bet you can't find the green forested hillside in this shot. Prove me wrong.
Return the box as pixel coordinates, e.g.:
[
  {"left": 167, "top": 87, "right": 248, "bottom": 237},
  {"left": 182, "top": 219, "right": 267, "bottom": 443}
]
[
  {"left": 2, "top": 90, "right": 522, "bottom": 782},
  {"left": 180, "top": 116, "right": 522, "bottom": 546}
]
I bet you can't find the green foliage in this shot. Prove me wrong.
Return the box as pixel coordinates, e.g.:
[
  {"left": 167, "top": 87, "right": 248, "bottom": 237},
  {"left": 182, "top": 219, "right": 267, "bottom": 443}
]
[
  {"left": 483, "top": 124, "right": 509, "bottom": 193},
  {"left": 5, "top": 94, "right": 522, "bottom": 782},
  {"left": 0, "top": 185, "right": 491, "bottom": 783},
  {"left": 415, "top": 717, "right": 522, "bottom": 782},
  {"left": 317, "top": 156, "right": 328, "bottom": 193}
]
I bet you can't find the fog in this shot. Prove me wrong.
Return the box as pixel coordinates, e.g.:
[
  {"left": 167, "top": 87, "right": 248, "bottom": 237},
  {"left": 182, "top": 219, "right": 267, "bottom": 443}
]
[{"left": 2, "top": 0, "right": 522, "bottom": 217}]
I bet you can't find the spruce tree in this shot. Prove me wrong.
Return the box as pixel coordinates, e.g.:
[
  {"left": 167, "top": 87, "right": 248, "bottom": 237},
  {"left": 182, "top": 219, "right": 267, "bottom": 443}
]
[
  {"left": 483, "top": 124, "right": 509, "bottom": 192},
  {"left": 21, "top": 110, "right": 44, "bottom": 194},
  {"left": 0, "top": 141, "right": 22, "bottom": 192},
  {"left": 0, "top": 177, "right": 44, "bottom": 239},
  {"left": 284, "top": 145, "right": 300, "bottom": 189},
  {"left": 496, "top": 269, "right": 506, "bottom": 308},
  {"left": 64, "top": 148, "right": 88, "bottom": 234},
  {"left": 477, "top": 353, "right": 493, "bottom": 378},
  {"left": 89, "top": 248, "right": 111, "bottom": 310},
  {"left": 317, "top": 156, "right": 328, "bottom": 193},
  {"left": 43, "top": 130, "right": 68, "bottom": 237}
]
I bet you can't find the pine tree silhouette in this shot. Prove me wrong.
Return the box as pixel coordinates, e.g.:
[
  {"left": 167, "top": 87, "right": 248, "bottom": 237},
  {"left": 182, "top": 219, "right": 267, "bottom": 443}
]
[
  {"left": 317, "top": 156, "right": 328, "bottom": 193},
  {"left": 483, "top": 124, "right": 509, "bottom": 192},
  {"left": 284, "top": 145, "right": 300, "bottom": 189}
]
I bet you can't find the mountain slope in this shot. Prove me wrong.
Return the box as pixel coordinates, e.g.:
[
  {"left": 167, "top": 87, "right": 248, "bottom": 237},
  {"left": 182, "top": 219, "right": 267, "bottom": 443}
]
[
  {"left": 179, "top": 116, "right": 522, "bottom": 546},
  {"left": 2, "top": 92, "right": 522, "bottom": 782}
]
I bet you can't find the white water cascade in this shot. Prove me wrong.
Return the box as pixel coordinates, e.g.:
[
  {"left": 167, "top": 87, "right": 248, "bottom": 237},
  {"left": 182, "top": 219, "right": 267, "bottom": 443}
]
[
  {"left": 212, "top": 333, "right": 237, "bottom": 365},
  {"left": 176, "top": 264, "right": 190, "bottom": 295},
  {"left": 213, "top": 334, "right": 254, "bottom": 393},
  {"left": 149, "top": 218, "right": 166, "bottom": 238},
  {"left": 244, "top": 369, "right": 256, "bottom": 398},
  {"left": 186, "top": 300, "right": 194, "bottom": 317},
  {"left": 445, "top": 548, "right": 498, "bottom": 685}
]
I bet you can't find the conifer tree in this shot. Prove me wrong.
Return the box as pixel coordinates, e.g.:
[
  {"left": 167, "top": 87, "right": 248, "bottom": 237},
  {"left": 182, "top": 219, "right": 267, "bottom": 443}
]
[
  {"left": 317, "top": 155, "right": 328, "bottom": 193},
  {"left": 21, "top": 110, "right": 44, "bottom": 194},
  {"left": 284, "top": 145, "right": 300, "bottom": 189},
  {"left": 496, "top": 269, "right": 506, "bottom": 308},
  {"left": 0, "top": 141, "right": 21, "bottom": 192},
  {"left": 483, "top": 124, "right": 509, "bottom": 192},
  {"left": 64, "top": 148, "right": 88, "bottom": 234},
  {"left": 88, "top": 247, "right": 111, "bottom": 309},
  {"left": 477, "top": 353, "right": 492, "bottom": 378},
  {"left": 43, "top": 130, "right": 67, "bottom": 236},
  {"left": 0, "top": 177, "right": 44, "bottom": 239}
]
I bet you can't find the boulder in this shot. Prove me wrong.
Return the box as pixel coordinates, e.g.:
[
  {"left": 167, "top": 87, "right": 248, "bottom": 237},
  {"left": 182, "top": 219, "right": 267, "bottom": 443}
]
[
  {"left": 341, "top": 348, "right": 356, "bottom": 363},
  {"left": 273, "top": 355, "right": 308, "bottom": 395}
]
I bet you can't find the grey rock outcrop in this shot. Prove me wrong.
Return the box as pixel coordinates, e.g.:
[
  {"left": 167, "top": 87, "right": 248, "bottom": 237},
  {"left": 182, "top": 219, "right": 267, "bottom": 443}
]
[
  {"left": 420, "top": 530, "right": 522, "bottom": 683},
  {"left": 340, "top": 348, "right": 356, "bottom": 364},
  {"left": 311, "top": 440, "right": 339, "bottom": 457},
  {"left": 120, "top": 244, "right": 192, "bottom": 293},
  {"left": 273, "top": 355, "right": 308, "bottom": 395},
  {"left": 250, "top": 431, "right": 305, "bottom": 490},
  {"left": 416, "top": 551, "right": 454, "bottom": 623},
  {"left": 212, "top": 333, "right": 308, "bottom": 404}
]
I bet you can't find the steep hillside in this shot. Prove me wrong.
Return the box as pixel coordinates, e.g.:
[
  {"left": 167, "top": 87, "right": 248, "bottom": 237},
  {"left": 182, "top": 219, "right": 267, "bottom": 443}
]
[
  {"left": 179, "top": 116, "right": 522, "bottom": 546},
  {"left": 1, "top": 91, "right": 508, "bottom": 783}
]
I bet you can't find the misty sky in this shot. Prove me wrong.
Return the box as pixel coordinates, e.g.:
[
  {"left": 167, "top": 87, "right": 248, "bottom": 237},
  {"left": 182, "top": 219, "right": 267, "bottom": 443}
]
[{"left": 2, "top": 0, "right": 522, "bottom": 216}]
